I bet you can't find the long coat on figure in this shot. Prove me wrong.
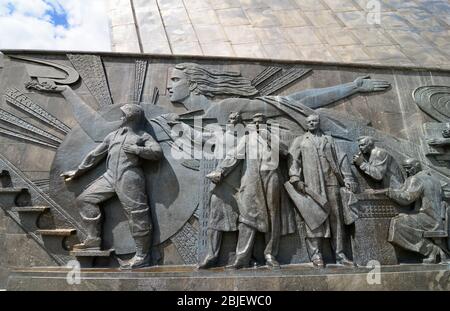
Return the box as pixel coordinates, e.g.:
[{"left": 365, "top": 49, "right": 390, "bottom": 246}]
[{"left": 214, "top": 127, "right": 292, "bottom": 257}]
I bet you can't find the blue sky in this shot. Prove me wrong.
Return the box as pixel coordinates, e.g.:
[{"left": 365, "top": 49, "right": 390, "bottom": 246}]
[
  {"left": 5, "top": 0, "right": 70, "bottom": 28},
  {"left": 43, "top": 0, "right": 69, "bottom": 29},
  {"left": 0, "top": 0, "right": 111, "bottom": 51}
]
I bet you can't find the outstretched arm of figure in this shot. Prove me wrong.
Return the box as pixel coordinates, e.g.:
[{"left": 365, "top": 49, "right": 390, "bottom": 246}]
[
  {"left": 26, "top": 83, "right": 121, "bottom": 141},
  {"left": 427, "top": 137, "right": 450, "bottom": 147},
  {"left": 386, "top": 177, "right": 423, "bottom": 206},
  {"left": 207, "top": 143, "right": 243, "bottom": 184},
  {"left": 285, "top": 76, "right": 391, "bottom": 109},
  {"left": 215, "top": 136, "right": 246, "bottom": 178},
  {"left": 26, "top": 83, "right": 81, "bottom": 106},
  {"left": 60, "top": 87, "right": 121, "bottom": 130},
  {"left": 61, "top": 135, "right": 110, "bottom": 182},
  {"left": 77, "top": 138, "right": 110, "bottom": 173}
]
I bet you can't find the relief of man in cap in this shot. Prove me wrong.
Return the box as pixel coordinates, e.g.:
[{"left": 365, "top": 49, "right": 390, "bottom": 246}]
[{"left": 61, "top": 103, "right": 162, "bottom": 268}]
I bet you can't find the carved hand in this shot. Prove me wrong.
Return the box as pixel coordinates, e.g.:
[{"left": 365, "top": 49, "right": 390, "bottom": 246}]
[
  {"left": 206, "top": 171, "right": 222, "bottom": 184},
  {"left": 161, "top": 113, "right": 180, "bottom": 124},
  {"left": 352, "top": 154, "right": 365, "bottom": 166},
  {"left": 294, "top": 181, "right": 306, "bottom": 194},
  {"left": 372, "top": 188, "right": 389, "bottom": 196},
  {"left": 427, "top": 138, "right": 445, "bottom": 146},
  {"left": 123, "top": 144, "right": 140, "bottom": 155},
  {"left": 25, "top": 81, "right": 68, "bottom": 93},
  {"left": 345, "top": 181, "right": 358, "bottom": 193},
  {"left": 60, "top": 170, "right": 80, "bottom": 182},
  {"left": 354, "top": 75, "right": 391, "bottom": 93}
]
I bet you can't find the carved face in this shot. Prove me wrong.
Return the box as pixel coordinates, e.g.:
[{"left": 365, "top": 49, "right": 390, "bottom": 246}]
[
  {"left": 120, "top": 104, "right": 143, "bottom": 124},
  {"left": 358, "top": 138, "right": 373, "bottom": 154},
  {"left": 227, "top": 112, "right": 242, "bottom": 125},
  {"left": 442, "top": 124, "right": 450, "bottom": 138},
  {"left": 306, "top": 115, "right": 320, "bottom": 132},
  {"left": 167, "top": 69, "right": 191, "bottom": 103},
  {"left": 252, "top": 114, "right": 267, "bottom": 129}
]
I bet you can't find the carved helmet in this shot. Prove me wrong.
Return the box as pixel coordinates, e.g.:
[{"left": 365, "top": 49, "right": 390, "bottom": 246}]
[
  {"left": 120, "top": 104, "right": 144, "bottom": 120},
  {"left": 403, "top": 158, "right": 421, "bottom": 175},
  {"left": 252, "top": 113, "right": 267, "bottom": 123}
]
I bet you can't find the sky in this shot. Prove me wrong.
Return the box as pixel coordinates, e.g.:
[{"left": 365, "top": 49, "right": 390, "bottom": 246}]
[{"left": 0, "top": 0, "right": 111, "bottom": 51}]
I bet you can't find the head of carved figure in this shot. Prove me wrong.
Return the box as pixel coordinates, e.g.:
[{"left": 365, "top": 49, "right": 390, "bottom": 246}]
[
  {"left": 252, "top": 113, "right": 267, "bottom": 129},
  {"left": 120, "top": 104, "right": 144, "bottom": 125},
  {"left": 402, "top": 158, "right": 422, "bottom": 177},
  {"left": 357, "top": 136, "right": 375, "bottom": 154},
  {"left": 167, "top": 67, "right": 191, "bottom": 103},
  {"left": 167, "top": 63, "right": 259, "bottom": 103},
  {"left": 306, "top": 114, "right": 320, "bottom": 132},
  {"left": 227, "top": 111, "right": 243, "bottom": 125},
  {"left": 442, "top": 123, "right": 450, "bottom": 138}
]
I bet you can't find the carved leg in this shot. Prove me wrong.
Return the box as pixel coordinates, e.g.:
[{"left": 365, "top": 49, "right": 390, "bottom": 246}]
[
  {"left": 263, "top": 178, "right": 281, "bottom": 268},
  {"left": 389, "top": 214, "right": 440, "bottom": 263},
  {"left": 116, "top": 173, "right": 153, "bottom": 269},
  {"left": 198, "top": 229, "right": 222, "bottom": 269},
  {"left": 306, "top": 238, "right": 324, "bottom": 267},
  {"left": 327, "top": 186, "right": 352, "bottom": 265},
  {"left": 226, "top": 223, "right": 255, "bottom": 269},
  {"left": 128, "top": 208, "right": 153, "bottom": 269},
  {"left": 434, "top": 238, "right": 449, "bottom": 262},
  {"left": 73, "top": 177, "right": 115, "bottom": 251},
  {"left": 73, "top": 211, "right": 101, "bottom": 250},
  {"left": 130, "top": 234, "right": 151, "bottom": 269},
  {"left": 264, "top": 224, "right": 280, "bottom": 268}
]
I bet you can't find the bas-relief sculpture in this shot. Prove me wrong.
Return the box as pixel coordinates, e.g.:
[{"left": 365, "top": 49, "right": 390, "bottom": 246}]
[
  {"left": 287, "top": 114, "right": 355, "bottom": 267},
  {"left": 353, "top": 136, "right": 404, "bottom": 189},
  {"left": 386, "top": 158, "right": 448, "bottom": 263},
  {"left": 204, "top": 113, "right": 287, "bottom": 269},
  {"left": 415, "top": 86, "right": 450, "bottom": 172},
  {"left": 0, "top": 52, "right": 449, "bottom": 274},
  {"left": 61, "top": 103, "right": 162, "bottom": 268}
]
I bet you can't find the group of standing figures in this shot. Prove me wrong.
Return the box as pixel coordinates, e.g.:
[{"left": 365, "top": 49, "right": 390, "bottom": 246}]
[
  {"left": 201, "top": 111, "right": 448, "bottom": 269},
  {"left": 31, "top": 62, "right": 448, "bottom": 269}
]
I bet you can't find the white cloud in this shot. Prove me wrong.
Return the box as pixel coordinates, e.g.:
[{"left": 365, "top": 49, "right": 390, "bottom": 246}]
[{"left": 0, "top": 0, "right": 111, "bottom": 51}]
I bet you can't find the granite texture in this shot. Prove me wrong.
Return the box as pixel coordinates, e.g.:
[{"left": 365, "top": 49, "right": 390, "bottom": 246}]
[
  {"left": 0, "top": 50, "right": 449, "bottom": 289},
  {"left": 7, "top": 264, "right": 450, "bottom": 291}
]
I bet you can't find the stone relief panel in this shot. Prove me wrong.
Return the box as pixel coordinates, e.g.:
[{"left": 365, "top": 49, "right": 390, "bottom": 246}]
[{"left": 0, "top": 51, "right": 449, "bottom": 271}]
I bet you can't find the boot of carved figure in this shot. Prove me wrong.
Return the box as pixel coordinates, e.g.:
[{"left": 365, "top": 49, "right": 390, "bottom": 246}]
[
  {"left": 423, "top": 244, "right": 441, "bottom": 264},
  {"left": 306, "top": 238, "right": 325, "bottom": 267},
  {"left": 265, "top": 254, "right": 280, "bottom": 269},
  {"left": 312, "top": 256, "right": 325, "bottom": 268},
  {"left": 198, "top": 229, "right": 221, "bottom": 269},
  {"left": 225, "top": 254, "right": 249, "bottom": 270},
  {"left": 226, "top": 223, "right": 255, "bottom": 269},
  {"left": 198, "top": 256, "right": 217, "bottom": 269},
  {"left": 130, "top": 235, "right": 151, "bottom": 269},
  {"left": 72, "top": 215, "right": 101, "bottom": 251},
  {"left": 336, "top": 252, "right": 354, "bottom": 266}
]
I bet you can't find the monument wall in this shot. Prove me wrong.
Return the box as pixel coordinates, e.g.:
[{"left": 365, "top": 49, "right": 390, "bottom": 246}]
[{"left": 0, "top": 50, "right": 449, "bottom": 290}]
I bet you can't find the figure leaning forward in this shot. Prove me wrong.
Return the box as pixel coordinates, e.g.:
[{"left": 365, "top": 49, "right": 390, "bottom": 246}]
[{"left": 61, "top": 104, "right": 162, "bottom": 268}]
